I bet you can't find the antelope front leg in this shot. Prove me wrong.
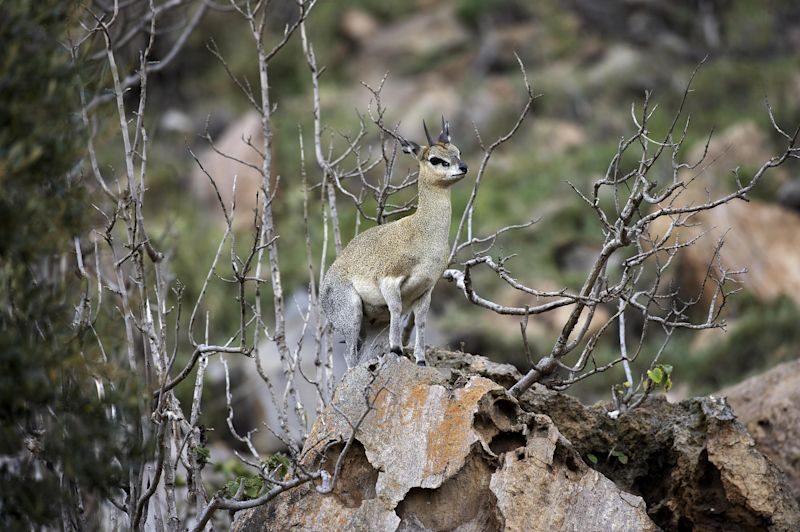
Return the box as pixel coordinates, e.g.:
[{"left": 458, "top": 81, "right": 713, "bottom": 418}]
[
  {"left": 410, "top": 289, "right": 432, "bottom": 366},
  {"left": 380, "top": 277, "right": 405, "bottom": 356}
]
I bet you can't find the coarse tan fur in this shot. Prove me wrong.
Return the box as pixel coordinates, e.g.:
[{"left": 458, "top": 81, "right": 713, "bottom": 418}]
[{"left": 320, "top": 120, "right": 468, "bottom": 367}]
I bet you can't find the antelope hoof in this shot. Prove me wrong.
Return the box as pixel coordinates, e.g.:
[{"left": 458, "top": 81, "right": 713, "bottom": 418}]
[
  {"left": 390, "top": 346, "right": 402, "bottom": 357},
  {"left": 416, "top": 360, "right": 427, "bottom": 367}
]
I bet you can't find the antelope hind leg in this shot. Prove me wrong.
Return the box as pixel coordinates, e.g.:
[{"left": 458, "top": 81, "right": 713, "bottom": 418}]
[
  {"left": 410, "top": 289, "right": 432, "bottom": 366},
  {"left": 321, "top": 278, "right": 363, "bottom": 369}
]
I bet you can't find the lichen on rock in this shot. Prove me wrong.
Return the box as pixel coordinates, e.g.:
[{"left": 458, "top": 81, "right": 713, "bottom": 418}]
[
  {"left": 233, "top": 350, "right": 800, "bottom": 531},
  {"left": 233, "top": 354, "right": 655, "bottom": 531}
]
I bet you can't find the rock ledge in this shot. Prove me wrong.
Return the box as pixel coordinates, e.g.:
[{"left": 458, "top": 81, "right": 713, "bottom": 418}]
[{"left": 233, "top": 355, "right": 655, "bottom": 531}]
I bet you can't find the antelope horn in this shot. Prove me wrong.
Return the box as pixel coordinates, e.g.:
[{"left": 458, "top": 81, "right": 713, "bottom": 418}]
[
  {"left": 423, "top": 120, "right": 434, "bottom": 145},
  {"left": 438, "top": 115, "right": 450, "bottom": 143}
]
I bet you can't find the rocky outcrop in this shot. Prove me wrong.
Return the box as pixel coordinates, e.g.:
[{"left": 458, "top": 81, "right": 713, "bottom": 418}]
[
  {"left": 232, "top": 351, "right": 800, "bottom": 531},
  {"left": 233, "top": 354, "right": 656, "bottom": 531},
  {"left": 424, "top": 348, "right": 522, "bottom": 389},
  {"left": 722, "top": 359, "right": 800, "bottom": 503},
  {"left": 523, "top": 384, "right": 800, "bottom": 531}
]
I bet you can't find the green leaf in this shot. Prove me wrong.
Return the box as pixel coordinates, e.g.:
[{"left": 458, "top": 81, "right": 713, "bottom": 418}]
[
  {"left": 225, "top": 476, "right": 265, "bottom": 500},
  {"left": 225, "top": 479, "right": 240, "bottom": 498},
  {"left": 665, "top": 376, "right": 673, "bottom": 392},
  {"left": 243, "top": 476, "right": 264, "bottom": 499},
  {"left": 647, "top": 367, "right": 664, "bottom": 384},
  {"left": 611, "top": 450, "right": 629, "bottom": 465},
  {"left": 194, "top": 446, "right": 211, "bottom": 463},
  {"left": 587, "top": 453, "right": 598, "bottom": 465},
  {"left": 661, "top": 364, "right": 674, "bottom": 375},
  {"left": 263, "top": 453, "right": 291, "bottom": 478}
]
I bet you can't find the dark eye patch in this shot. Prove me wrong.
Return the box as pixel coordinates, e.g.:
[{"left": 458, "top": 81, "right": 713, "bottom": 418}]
[{"left": 429, "top": 157, "right": 450, "bottom": 167}]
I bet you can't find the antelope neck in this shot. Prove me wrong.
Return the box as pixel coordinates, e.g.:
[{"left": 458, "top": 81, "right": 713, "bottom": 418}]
[{"left": 411, "top": 178, "right": 452, "bottom": 238}]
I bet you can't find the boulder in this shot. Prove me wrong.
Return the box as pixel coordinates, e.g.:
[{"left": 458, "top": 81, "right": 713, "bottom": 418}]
[
  {"left": 584, "top": 44, "right": 646, "bottom": 89},
  {"left": 233, "top": 354, "right": 656, "bottom": 531},
  {"left": 522, "top": 385, "right": 800, "bottom": 530},
  {"left": 653, "top": 195, "right": 800, "bottom": 306},
  {"left": 339, "top": 8, "right": 379, "bottom": 46},
  {"left": 189, "top": 111, "right": 270, "bottom": 229},
  {"left": 721, "top": 359, "right": 800, "bottom": 502},
  {"left": 359, "top": 4, "right": 468, "bottom": 64},
  {"left": 650, "top": 122, "right": 800, "bottom": 305},
  {"left": 686, "top": 121, "right": 773, "bottom": 179}
]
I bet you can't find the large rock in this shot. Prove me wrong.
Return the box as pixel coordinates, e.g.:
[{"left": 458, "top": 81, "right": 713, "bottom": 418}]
[
  {"left": 650, "top": 122, "right": 800, "bottom": 305},
  {"left": 666, "top": 197, "right": 800, "bottom": 305},
  {"left": 686, "top": 121, "right": 773, "bottom": 174},
  {"left": 233, "top": 354, "right": 656, "bottom": 531},
  {"left": 722, "top": 359, "right": 800, "bottom": 502},
  {"left": 359, "top": 4, "right": 468, "bottom": 64},
  {"left": 522, "top": 385, "right": 800, "bottom": 530},
  {"left": 339, "top": 8, "right": 379, "bottom": 46},
  {"left": 231, "top": 351, "right": 800, "bottom": 530},
  {"left": 189, "top": 111, "right": 271, "bottom": 229}
]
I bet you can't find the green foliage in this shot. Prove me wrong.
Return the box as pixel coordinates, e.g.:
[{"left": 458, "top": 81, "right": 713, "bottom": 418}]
[
  {"left": 647, "top": 364, "right": 674, "bottom": 392},
  {"left": 724, "top": 0, "right": 778, "bottom": 52},
  {"left": 218, "top": 453, "right": 290, "bottom": 500},
  {"left": 0, "top": 3, "right": 83, "bottom": 257},
  {"left": 0, "top": 2, "right": 139, "bottom": 528},
  {"left": 225, "top": 475, "right": 265, "bottom": 500},
  {"left": 264, "top": 452, "right": 291, "bottom": 478},
  {"left": 195, "top": 446, "right": 212, "bottom": 465},
  {"left": 610, "top": 449, "right": 628, "bottom": 465}
]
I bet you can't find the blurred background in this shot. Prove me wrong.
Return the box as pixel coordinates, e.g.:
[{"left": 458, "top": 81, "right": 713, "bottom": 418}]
[{"left": 132, "top": 0, "right": 800, "bottom": 403}]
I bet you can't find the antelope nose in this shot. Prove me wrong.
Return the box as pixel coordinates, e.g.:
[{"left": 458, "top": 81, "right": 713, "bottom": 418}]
[{"left": 458, "top": 162, "right": 468, "bottom": 174}]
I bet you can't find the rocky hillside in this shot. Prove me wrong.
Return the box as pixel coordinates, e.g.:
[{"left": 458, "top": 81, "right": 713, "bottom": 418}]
[
  {"left": 231, "top": 351, "right": 800, "bottom": 531},
  {"left": 142, "top": 0, "right": 800, "bottom": 406}
]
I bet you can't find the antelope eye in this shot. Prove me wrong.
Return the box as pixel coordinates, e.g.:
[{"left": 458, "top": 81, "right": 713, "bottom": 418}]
[{"left": 429, "top": 157, "right": 450, "bottom": 167}]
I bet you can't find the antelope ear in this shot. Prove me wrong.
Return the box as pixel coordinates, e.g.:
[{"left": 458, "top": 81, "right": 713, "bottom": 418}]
[{"left": 400, "top": 138, "right": 421, "bottom": 156}]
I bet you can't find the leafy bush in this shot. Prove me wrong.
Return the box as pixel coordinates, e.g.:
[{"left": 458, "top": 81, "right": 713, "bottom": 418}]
[{"left": 0, "top": 2, "right": 139, "bottom": 528}]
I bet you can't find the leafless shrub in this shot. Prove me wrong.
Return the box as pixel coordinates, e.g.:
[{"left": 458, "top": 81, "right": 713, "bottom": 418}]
[
  {"left": 62, "top": 0, "right": 799, "bottom": 529},
  {"left": 68, "top": 0, "right": 381, "bottom": 529},
  {"left": 441, "top": 62, "right": 799, "bottom": 414}
]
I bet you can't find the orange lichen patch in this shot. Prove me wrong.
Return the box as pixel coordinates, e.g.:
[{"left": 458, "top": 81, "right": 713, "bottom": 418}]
[
  {"left": 373, "top": 384, "right": 431, "bottom": 431},
  {"left": 403, "top": 384, "right": 433, "bottom": 425},
  {"left": 369, "top": 382, "right": 430, "bottom": 431},
  {"left": 423, "top": 378, "right": 499, "bottom": 479}
]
